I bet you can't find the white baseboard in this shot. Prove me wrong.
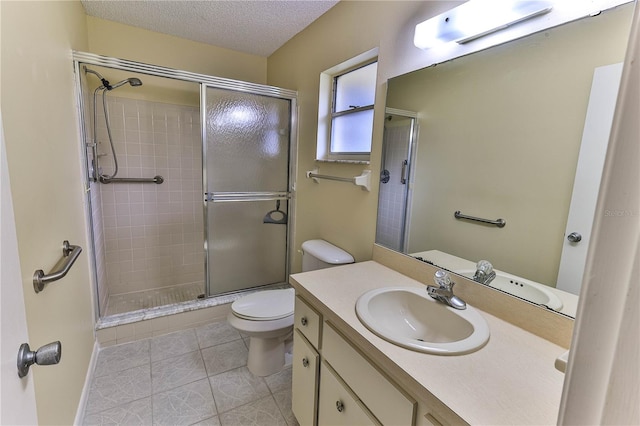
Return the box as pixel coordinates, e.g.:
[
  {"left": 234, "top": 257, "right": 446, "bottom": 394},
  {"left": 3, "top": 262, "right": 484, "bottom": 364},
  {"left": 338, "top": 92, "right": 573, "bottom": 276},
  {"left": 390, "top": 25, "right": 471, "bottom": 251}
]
[{"left": 74, "top": 341, "right": 99, "bottom": 425}]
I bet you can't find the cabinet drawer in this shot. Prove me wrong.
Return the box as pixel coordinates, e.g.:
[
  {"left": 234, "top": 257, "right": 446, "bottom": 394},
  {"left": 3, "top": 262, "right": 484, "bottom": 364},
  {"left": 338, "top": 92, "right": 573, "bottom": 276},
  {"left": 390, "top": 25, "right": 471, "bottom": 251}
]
[
  {"left": 323, "top": 322, "right": 416, "bottom": 426},
  {"left": 295, "top": 296, "right": 322, "bottom": 348},
  {"left": 292, "top": 330, "right": 320, "bottom": 426},
  {"left": 318, "top": 361, "right": 380, "bottom": 426}
]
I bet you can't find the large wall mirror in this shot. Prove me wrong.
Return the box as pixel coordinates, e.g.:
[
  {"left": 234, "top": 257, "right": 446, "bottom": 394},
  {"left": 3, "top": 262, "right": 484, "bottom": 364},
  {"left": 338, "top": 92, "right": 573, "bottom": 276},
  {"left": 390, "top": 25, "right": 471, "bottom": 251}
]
[{"left": 377, "top": 3, "right": 634, "bottom": 318}]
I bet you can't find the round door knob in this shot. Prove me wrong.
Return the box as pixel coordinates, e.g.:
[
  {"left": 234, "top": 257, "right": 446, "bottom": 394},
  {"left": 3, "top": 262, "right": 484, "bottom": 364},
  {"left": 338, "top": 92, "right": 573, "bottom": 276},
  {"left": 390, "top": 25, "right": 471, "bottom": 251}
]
[
  {"left": 302, "top": 357, "right": 309, "bottom": 368},
  {"left": 336, "top": 400, "right": 344, "bottom": 413},
  {"left": 300, "top": 316, "right": 308, "bottom": 326},
  {"left": 567, "top": 232, "right": 582, "bottom": 243}
]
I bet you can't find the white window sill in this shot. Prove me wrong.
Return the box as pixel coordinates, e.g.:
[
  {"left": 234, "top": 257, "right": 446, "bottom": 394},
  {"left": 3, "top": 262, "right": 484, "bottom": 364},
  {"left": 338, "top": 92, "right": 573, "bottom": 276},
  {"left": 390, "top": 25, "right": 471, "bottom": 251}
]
[{"left": 315, "top": 158, "right": 371, "bottom": 165}]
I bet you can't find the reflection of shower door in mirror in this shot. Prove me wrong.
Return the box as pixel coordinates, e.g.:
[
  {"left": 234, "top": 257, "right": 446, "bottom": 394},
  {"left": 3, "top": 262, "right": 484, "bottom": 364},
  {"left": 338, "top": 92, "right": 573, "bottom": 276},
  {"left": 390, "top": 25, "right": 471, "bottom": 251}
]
[
  {"left": 203, "top": 87, "right": 291, "bottom": 296},
  {"left": 376, "top": 110, "right": 416, "bottom": 252}
]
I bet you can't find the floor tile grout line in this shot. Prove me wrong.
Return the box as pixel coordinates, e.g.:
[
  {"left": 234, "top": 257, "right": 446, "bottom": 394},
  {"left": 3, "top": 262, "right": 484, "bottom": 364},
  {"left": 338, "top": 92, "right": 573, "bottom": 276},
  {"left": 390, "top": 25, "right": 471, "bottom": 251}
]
[
  {"left": 206, "top": 372, "right": 222, "bottom": 419},
  {"left": 83, "top": 395, "right": 153, "bottom": 420},
  {"left": 270, "top": 391, "right": 290, "bottom": 425},
  {"left": 197, "top": 335, "right": 244, "bottom": 352},
  {"left": 149, "top": 361, "right": 154, "bottom": 426}
]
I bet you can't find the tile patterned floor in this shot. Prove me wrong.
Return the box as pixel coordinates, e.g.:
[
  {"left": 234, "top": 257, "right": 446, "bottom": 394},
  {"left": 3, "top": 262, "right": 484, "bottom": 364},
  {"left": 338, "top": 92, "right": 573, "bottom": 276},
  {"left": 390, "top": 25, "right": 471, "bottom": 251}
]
[
  {"left": 83, "top": 321, "right": 297, "bottom": 426},
  {"left": 105, "top": 283, "right": 204, "bottom": 316}
]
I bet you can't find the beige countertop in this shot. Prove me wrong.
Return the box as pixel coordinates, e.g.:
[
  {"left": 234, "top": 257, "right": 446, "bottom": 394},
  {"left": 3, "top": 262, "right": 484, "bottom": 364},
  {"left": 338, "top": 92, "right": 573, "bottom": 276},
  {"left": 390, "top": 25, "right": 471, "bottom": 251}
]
[{"left": 290, "top": 260, "right": 566, "bottom": 425}]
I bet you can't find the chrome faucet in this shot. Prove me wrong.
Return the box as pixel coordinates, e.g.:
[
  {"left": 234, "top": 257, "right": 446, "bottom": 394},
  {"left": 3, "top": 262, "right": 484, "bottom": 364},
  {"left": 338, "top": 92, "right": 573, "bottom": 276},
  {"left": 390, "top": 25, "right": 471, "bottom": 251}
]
[
  {"left": 427, "top": 270, "right": 466, "bottom": 310},
  {"left": 473, "top": 260, "right": 496, "bottom": 285}
]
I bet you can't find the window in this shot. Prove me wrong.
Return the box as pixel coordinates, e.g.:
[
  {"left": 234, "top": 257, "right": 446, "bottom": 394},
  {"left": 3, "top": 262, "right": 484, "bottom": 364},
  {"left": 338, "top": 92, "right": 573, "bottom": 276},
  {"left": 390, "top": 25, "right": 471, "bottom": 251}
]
[
  {"left": 317, "top": 49, "right": 378, "bottom": 162},
  {"left": 331, "top": 61, "right": 377, "bottom": 154}
]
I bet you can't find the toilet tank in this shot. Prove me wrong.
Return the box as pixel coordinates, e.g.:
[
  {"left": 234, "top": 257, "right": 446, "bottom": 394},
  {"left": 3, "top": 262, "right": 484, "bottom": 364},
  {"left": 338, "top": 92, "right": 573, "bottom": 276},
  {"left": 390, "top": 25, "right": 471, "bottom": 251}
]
[{"left": 301, "top": 239, "right": 354, "bottom": 272}]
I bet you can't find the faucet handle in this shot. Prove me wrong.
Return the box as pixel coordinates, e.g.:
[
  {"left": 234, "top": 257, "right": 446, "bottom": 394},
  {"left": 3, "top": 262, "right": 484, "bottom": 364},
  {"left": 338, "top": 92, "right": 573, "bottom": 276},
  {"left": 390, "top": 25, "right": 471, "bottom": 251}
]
[
  {"left": 434, "top": 270, "right": 453, "bottom": 290},
  {"left": 476, "top": 260, "right": 493, "bottom": 274}
]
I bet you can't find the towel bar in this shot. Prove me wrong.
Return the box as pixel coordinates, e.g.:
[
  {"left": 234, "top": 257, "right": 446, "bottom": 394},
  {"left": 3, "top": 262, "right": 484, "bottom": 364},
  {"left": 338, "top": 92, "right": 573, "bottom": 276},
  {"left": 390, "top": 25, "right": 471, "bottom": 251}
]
[{"left": 306, "top": 168, "right": 371, "bottom": 191}]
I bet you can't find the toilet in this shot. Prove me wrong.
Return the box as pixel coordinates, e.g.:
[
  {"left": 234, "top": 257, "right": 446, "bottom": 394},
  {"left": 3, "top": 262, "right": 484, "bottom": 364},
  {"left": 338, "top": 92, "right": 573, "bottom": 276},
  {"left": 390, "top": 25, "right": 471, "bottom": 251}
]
[{"left": 227, "top": 239, "right": 354, "bottom": 376}]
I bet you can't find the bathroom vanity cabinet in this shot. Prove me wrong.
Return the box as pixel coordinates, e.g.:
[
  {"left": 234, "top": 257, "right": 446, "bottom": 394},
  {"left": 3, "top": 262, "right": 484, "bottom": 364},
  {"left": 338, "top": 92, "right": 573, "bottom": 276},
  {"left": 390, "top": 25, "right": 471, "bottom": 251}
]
[
  {"left": 290, "top": 260, "right": 567, "bottom": 425},
  {"left": 292, "top": 295, "right": 461, "bottom": 426}
]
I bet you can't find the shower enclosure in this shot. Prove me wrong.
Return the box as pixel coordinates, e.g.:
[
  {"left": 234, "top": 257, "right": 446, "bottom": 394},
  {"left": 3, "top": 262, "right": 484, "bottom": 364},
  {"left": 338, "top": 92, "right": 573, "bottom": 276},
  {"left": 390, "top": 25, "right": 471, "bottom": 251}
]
[
  {"left": 73, "top": 52, "right": 296, "bottom": 320},
  {"left": 376, "top": 109, "right": 417, "bottom": 252}
]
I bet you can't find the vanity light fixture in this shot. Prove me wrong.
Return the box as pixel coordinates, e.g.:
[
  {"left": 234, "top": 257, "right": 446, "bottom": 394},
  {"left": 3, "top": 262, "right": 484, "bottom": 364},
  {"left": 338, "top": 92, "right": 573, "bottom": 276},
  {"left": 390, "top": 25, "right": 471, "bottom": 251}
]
[{"left": 414, "top": 0, "right": 553, "bottom": 50}]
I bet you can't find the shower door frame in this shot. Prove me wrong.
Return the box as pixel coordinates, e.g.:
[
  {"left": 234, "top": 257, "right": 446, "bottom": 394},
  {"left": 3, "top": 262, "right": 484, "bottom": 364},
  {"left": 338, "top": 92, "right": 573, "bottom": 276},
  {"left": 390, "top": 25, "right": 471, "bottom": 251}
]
[
  {"left": 379, "top": 108, "right": 418, "bottom": 253},
  {"left": 72, "top": 51, "right": 298, "bottom": 321},
  {"left": 200, "top": 85, "right": 297, "bottom": 298}
]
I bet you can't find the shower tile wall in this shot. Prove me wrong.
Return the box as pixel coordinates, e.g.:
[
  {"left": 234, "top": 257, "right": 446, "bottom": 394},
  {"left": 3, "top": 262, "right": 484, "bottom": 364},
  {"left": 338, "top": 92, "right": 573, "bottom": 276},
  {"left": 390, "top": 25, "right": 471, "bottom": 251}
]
[
  {"left": 95, "top": 96, "right": 204, "bottom": 302},
  {"left": 376, "top": 124, "right": 411, "bottom": 252}
]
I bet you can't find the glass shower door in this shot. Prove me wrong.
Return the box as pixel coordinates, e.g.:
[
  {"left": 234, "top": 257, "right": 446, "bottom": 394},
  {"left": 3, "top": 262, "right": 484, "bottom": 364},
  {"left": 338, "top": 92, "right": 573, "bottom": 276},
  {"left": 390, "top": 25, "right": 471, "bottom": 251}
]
[
  {"left": 203, "top": 87, "right": 291, "bottom": 296},
  {"left": 376, "top": 113, "right": 415, "bottom": 252}
]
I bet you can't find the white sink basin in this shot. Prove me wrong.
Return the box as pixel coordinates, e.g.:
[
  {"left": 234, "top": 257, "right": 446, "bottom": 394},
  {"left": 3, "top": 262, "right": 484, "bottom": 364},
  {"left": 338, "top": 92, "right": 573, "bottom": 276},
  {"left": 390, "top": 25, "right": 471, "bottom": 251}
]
[
  {"left": 456, "top": 270, "right": 563, "bottom": 311},
  {"left": 355, "top": 286, "right": 490, "bottom": 355}
]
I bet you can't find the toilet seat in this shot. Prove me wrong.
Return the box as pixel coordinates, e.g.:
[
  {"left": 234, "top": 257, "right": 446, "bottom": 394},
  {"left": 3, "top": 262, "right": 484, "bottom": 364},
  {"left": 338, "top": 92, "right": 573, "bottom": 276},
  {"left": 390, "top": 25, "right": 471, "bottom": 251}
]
[{"left": 231, "top": 288, "right": 295, "bottom": 321}]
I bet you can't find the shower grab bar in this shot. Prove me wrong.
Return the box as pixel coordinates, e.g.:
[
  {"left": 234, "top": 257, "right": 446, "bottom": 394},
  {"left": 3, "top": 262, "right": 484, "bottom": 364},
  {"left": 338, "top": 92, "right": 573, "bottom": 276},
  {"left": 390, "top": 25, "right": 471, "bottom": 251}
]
[
  {"left": 33, "top": 241, "right": 83, "bottom": 293},
  {"left": 206, "top": 192, "right": 290, "bottom": 203},
  {"left": 306, "top": 168, "right": 371, "bottom": 191},
  {"left": 454, "top": 210, "right": 506, "bottom": 228},
  {"left": 99, "top": 175, "right": 164, "bottom": 184}
]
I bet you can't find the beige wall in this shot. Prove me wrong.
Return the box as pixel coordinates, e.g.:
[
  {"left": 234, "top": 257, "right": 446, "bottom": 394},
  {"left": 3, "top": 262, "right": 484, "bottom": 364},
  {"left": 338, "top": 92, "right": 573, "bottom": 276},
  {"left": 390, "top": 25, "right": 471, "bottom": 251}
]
[
  {"left": 1, "top": 1, "right": 93, "bottom": 424},
  {"left": 267, "top": 1, "right": 454, "bottom": 271},
  {"left": 84, "top": 66, "right": 201, "bottom": 107},
  {"left": 386, "top": 7, "right": 632, "bottom": 286},
  {"left": 0, "top": 7, "right": 275, "bottom": 422},
  {"left": 87, "top": 16, "right": 267, "bottom": 85}
]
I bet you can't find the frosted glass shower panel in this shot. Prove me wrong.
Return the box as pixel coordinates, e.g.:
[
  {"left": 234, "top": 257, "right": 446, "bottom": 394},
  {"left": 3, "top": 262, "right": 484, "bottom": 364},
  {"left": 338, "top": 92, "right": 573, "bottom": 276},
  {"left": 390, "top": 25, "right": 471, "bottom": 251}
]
[
  {"left": 206, "top": 88, "right": 291, "bottom": 192},
  {"left": 208, "top": 199, "right": 288, "bottom": 295}
]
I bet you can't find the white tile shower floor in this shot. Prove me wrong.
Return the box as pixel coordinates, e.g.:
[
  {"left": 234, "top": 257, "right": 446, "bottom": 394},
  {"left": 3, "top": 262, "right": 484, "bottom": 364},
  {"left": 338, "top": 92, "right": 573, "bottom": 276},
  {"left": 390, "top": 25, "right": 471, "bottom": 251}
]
[
  {"left": 82, "top": 321, "right": 297, "bottom": 426},
  {"left": 105, "top": 283, "right": 204, "bottom": 316}
]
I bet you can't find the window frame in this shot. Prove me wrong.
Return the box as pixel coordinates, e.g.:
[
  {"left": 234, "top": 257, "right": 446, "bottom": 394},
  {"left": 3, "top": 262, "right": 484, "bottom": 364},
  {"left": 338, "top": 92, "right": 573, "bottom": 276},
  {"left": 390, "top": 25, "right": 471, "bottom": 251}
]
[
  {"left": 329, "top": 60, "right": 377, "bottom": 156},
  {"left": 316, "top": 48, "right": 379, "bottom": 163}
]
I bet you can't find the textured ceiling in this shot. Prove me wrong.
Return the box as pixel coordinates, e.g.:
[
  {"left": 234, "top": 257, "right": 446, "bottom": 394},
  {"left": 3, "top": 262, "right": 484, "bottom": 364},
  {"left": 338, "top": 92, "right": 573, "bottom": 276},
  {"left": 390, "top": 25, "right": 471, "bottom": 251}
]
[{"left": 81, "top": 0, "right": 340, "bottom": 57}]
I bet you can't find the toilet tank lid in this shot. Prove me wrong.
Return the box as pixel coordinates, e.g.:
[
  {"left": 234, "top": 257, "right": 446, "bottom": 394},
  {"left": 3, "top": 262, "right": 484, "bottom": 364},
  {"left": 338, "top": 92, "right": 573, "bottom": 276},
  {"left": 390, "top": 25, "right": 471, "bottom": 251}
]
[{"left": 302, "top": 239, "right": 354, "bottom": 264}]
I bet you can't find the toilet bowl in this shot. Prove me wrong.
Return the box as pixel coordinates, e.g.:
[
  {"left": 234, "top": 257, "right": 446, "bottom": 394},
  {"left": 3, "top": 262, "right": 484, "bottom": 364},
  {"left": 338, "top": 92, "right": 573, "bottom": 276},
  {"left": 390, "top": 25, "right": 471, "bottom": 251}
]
[
  {"left": 227, "top": 288, "right": 295, "bottom": 377},
  {"left": 227, "top": 239, "right": 354, "bottom": 376}
]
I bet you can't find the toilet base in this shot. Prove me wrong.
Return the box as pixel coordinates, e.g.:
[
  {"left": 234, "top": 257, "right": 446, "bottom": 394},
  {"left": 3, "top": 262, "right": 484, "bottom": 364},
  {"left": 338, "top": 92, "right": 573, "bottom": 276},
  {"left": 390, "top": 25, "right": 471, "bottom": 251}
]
[
  {"left": 247, "top": 335, "right": 291, "bottom": 376},
  {"left": 226, "top": 310, "right": 294, "bottom": 377}
]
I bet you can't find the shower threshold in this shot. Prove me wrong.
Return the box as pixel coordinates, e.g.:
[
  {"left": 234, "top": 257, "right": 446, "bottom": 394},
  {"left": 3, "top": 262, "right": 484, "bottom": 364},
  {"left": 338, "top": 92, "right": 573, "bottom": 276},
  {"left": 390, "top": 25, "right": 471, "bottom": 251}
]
[
  {"left": 96, "top": 282, "right": 291, "bottom": 331},
  {"left": 105, "top": 282, "right": 204, "bottom": 316}
]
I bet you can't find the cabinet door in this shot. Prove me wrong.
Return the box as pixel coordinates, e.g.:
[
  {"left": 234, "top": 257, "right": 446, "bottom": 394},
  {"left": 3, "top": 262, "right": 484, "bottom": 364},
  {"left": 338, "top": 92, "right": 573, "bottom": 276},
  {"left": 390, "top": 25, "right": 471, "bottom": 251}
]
[
  {"left": 322, "top": 322, "right": 416, "bottom": 425},
  {"left": 295, "top": 296, "right": 322, "bottom": 348},
  {"left": 292, "top": 330, "right": 319, "bottom": 426},
  {"left": 318, "top": 362, "right": 380, "bottom": 426}
]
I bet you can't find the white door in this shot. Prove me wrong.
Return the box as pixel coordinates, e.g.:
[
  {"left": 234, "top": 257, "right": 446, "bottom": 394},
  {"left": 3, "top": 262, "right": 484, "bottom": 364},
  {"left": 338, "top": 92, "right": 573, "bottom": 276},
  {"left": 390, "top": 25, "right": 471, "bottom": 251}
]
[
  {"left": 556, "top": 63, "right": 623, "bottom": 295},
  {"left": 0, "top": 111, "right": 39, "bottom": 424}
]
